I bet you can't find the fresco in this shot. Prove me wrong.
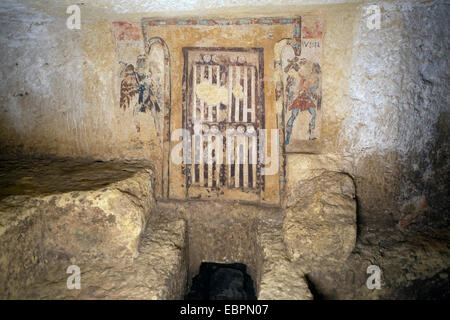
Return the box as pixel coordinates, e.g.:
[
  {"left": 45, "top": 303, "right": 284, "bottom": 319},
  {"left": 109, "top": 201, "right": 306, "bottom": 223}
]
[
  {"left": 135, "top": 16, "right": 323, "bottom": 202},
  {"left": 113, "top": 22, "right": 166, "bottom": 136},
  {"left": 182, "top": 48, "right": 265, "bottom": 195},
  {"left": 112, "top": 21, "right": 141, "bottom": 42},
  {"left": 283, "top": 54, "right": 321, "bottom": 143},
  {"left": 112, "top": 22, "right": 171, "bottom": 198},
  {"left": 119, "top": 54, "right": 162, "bottom": 134},
  {"left": 275, "top": 16, "right": 324, "bottom": 150}
]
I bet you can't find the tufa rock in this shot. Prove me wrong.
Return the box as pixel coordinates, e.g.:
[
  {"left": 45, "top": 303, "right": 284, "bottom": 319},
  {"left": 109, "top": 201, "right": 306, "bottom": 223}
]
[{"left": 283, "top": 171, "right": 357, "bottom": 271}]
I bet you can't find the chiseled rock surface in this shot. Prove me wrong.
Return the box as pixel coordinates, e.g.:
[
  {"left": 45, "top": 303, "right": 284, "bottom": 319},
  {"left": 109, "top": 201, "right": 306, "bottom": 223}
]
[
  {"left": 15, "top": 217, "right": 188, "bottom": 300},
  {"left": 152, "top": 201, "right": 313, "bottom": 300},
  {"left": 283, "top": 171, "right": 357, "bottom": 270},
  {"left": 305, "top": 227, "right": 450, "bottom": 300},
  {"left": 256, "top": 214, "right": 312, "bottom": 300},
  {"left": 0, "top": 159, "right": 156, "bottom": 298}
]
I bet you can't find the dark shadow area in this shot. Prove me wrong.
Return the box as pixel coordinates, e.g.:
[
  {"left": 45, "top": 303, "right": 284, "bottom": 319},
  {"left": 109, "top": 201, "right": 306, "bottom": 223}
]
[
  {"left": 398, "top": 267, "right": 450, "bottom": 300},
  {"left": 185, "top": 262, "right": 256, "bottom": 300},
  {"left": 0, "top": 157, "right": 153, "bottom": 200},
  {"left": 304, "top": 274, "right": 324, "bottom": 300}
]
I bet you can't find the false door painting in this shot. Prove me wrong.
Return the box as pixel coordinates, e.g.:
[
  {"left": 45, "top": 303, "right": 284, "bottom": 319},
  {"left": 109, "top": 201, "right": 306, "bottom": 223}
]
[{"left": 182, "top": 47, "right": 265, "bottom": 201}]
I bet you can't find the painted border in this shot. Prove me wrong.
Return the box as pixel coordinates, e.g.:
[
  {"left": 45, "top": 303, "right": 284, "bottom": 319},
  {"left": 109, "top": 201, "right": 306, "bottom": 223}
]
[
  {"left": 145, "top": 37, "right": 171, "bottom": 198},
  {"left": 181, "top": 47, "right": 265, "bottom": 199},
  {"left": 142, "top": 17, "right": 302, "bottom": 201}
]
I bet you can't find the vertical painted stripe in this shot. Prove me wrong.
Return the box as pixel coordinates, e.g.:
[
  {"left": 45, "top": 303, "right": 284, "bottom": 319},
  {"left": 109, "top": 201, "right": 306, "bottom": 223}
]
[
  {"left": 243, "top": 131, "right": 248, "bottom": 188},
  {"left": 235, "top": 135, "right": 240, "bottom": 188},
  {"left": 251, "top": 67, "right": 256, "bottom": 123},
  {"left": 243, "top": 67, "right": 248, "bottom": 122},
  {"left": 235, "top": 66, "right": 240, "bottom": 122},
  {"left": 216, "top": 66, "right": 220, "bottom": 122},
  {"left": 192, "top": 65, "right": 197, "bottom": 120},
  {"left": 251, "top": 134, "right": 257, "bottom": 188},
  {"left": 200, "top": 65, "right": 205, "bottom": 121},
  {"left": 228, "top": 66, "right": 232, "bottom": 122},
  {"left": 208, "top": 65, "right": 213, "bottom": 121},
  {"left": 199, "top": 133, "right": 204, "bottom": 185},
  {"left": 207, "top": 134, "right": 212, "bottom": 187}
]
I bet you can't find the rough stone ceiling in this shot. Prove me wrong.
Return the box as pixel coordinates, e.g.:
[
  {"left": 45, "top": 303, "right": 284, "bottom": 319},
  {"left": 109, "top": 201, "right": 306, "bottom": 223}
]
[
  {"left": 66, "top": 0, "right": 359, "bottom": 13},
  {"left": 6, "top": 0, "right": 361, "bottom": 13},
  {"left": 0, "top": 0, "right": 376, "bottom": 22}
]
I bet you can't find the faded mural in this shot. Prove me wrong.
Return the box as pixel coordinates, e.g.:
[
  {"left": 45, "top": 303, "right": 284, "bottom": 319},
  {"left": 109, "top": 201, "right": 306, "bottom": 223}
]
[
  {"left": 114, "top": 16, "right": 324, "bottom": 200},
  {"left": 112, "top": 22, "right": 170, "bottom": 198},
  {"left": 119, "top": 55, "right": 161, "bottom": 133},
  {"left": 113, "top": 22, "right": 166, "bottom": 136},
  {"left": 183, "top": 47, "right": 265, "bottom": 200},
  {"left": 275, "top": 16, "right": 324, "bottom": 150}
]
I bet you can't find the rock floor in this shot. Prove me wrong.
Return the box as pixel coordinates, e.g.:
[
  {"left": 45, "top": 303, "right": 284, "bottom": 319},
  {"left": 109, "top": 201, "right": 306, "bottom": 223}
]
[
  {"left": 13, "top": 215, "right": 188, "bottom": 299},
  {"left": 7, "top": 199, "right": 314, "bottom": 300},
  {"left": 3, "top": 198, "right": 449, "bottom": 300},
  {"left": 0, "top": 159, "right": 447, "bottom": 299}
]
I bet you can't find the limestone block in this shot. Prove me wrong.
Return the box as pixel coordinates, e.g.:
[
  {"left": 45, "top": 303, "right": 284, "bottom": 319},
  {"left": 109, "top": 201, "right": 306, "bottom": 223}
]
[
  {"left": 257, "top": 259, "right": 313, "bottom": 300},
  {"left": 283, "top": 171, "right": 356, "bottom": 270},
  {"left": 12, "top": 218, "right": 188, "bottom": 300},
  {"left": 256, "top": 216, "right": 313, "bottom": 300},
  {"left": 284, "top": 153, "right": 351, "bottom": 207},
  {"left": 0, "top": 161, "right": 156, "bottom": 297},
  {"left": 43, "top": 169, "right": 155, "bottom": 263}
]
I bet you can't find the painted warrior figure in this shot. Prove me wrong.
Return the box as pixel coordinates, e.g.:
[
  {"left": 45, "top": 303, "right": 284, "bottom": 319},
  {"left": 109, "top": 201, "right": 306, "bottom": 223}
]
[
  {"left": 119, "top": 56, "right": 161, "bottom": 133},
  {"left": 119, "top": 63, "right": 139, "bottom": 111},
  {"left": 284, "top": 57, "right": 321, "bottom": 144}
]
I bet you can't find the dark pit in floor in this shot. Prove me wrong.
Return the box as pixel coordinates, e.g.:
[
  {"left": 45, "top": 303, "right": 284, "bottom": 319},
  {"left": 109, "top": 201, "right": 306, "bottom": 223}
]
[{"left": 185, "top": 262, "right": 256, "bottom": 300}]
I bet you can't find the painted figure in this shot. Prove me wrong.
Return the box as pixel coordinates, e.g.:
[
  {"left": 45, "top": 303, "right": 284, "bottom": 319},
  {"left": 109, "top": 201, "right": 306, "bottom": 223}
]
[
  {"left": 119, "top": 64, "right": 138, "bottom": 111},
  {"left": 119, "top": 56, "right": 161, "bottom": 133},
  {"left": 284, "top": 57, "right": 321, "bottom": 144}
]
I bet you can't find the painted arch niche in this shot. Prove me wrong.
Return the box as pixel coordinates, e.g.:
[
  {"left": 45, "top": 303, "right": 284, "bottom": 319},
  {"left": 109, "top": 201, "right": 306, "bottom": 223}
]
[
  {"left": 116, "top": 31, "right": 171, "bottom": 197},
  {"left": 115, "top": 25, "right": 167, "bottom": 138},
  {"left": 146, "top": 37, "right": 171, "bottom": 197},
  {"left": 139, "top": 15, "right": 323, "bottom": 202},
  {"left": 275, "top": 16, "right": 324, "bottom": 152}
]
